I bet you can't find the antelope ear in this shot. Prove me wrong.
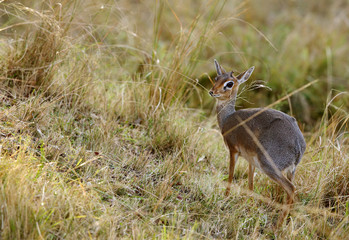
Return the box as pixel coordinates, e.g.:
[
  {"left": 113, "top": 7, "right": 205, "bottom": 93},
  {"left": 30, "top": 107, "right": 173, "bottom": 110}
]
[
  {"left": 236, "top": 66, "right": 255, "bottom": 84},
  {"left": 214, "top": 59, "right": 226, "bottom": 76}
]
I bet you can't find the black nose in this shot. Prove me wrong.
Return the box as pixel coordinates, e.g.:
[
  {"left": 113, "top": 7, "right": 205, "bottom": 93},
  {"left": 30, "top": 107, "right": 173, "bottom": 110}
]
[{"left": 209, "top": 90, "right": 213, "bottom": 96}]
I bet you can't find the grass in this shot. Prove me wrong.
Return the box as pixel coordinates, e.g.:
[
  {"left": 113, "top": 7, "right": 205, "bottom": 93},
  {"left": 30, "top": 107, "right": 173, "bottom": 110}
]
[{"left": 0, "top": 0, "right": 348, "bottom": 239}]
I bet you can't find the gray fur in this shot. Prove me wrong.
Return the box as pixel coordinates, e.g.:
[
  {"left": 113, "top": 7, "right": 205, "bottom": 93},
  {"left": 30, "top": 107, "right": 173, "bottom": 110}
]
[
  {"left": 210, "top": 62, "right": 306, "bottom": 205},
  {"left": 220, "top": 108, "right": 306, "bottom": 173}
]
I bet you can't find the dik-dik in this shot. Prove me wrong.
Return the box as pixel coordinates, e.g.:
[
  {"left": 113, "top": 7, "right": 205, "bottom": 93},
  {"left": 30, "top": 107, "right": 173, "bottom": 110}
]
[{"left": 209, "top": 60, "right": 306, "bottom": 212}]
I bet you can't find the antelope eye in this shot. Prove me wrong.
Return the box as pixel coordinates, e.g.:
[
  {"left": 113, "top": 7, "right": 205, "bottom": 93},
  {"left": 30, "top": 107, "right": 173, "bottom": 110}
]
[{"left": 225, "top": 82, "right": 233, "bottom": 88}]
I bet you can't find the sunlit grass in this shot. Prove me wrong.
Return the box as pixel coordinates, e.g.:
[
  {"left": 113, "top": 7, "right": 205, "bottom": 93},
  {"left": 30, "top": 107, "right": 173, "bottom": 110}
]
[{"left": 0, "top": 0, "right": 348, "bottom": 239}]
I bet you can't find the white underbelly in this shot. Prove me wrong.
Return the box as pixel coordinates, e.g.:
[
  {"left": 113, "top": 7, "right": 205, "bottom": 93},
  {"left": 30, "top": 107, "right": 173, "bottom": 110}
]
[{"left": 238, "top": 146, "right": 262, "bottom": 170}]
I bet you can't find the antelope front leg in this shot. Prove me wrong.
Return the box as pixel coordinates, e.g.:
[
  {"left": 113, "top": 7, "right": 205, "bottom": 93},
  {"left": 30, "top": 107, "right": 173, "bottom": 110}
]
[
  {"left": 225, "top": 152, "right": 238, "bottom": 196},
  {"left": 248, "top": 164, "right": 255, "bottom": 191}
]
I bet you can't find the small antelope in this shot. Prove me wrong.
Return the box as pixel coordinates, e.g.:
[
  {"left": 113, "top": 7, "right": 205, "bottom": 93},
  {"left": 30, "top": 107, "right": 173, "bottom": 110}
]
[{"left": 209, "top": 60, "right": 306, "bottom": 220}]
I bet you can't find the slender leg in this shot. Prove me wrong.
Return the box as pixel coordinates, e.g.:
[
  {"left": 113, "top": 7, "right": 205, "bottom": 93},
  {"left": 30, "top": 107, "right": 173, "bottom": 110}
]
[
  {"left": 286, "top": 168, "right": 295, "bottom": 182},
  {"left": 283, "top": 170, "right": 295, "bottom": 204},
  {"left": 276, "top": 175, "right": 295, "bottom": 228},
  {"left": 276, "top": 189, "right": 294, "bottom": 228},
  {"left": 258, "top": 159, "right": 296, "bottom": 228},
  {"left": 248, "top": 164, "right": 255, "bottom": 191},
  {"left": 283, "top": 168, "right": 296, "bottom": 214},
  {"left": 225, "top": 151, "right": 238, "bottom": 196}
]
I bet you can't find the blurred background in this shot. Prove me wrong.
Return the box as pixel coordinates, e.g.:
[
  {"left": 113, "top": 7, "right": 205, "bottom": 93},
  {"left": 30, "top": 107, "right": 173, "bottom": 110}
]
[{"left": 1, "top": 0, "right": 348, "bottom": 129}]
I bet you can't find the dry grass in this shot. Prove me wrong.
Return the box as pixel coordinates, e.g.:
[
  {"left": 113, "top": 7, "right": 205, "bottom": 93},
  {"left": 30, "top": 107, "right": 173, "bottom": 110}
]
[{"left": 0, "top": 0, "right": 348, "bottom": 239}]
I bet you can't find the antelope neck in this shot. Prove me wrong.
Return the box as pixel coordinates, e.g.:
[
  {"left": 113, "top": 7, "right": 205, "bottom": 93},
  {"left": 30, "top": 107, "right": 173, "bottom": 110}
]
[{"left": 216, "top": 97, "right": 236, "bottom": 130}]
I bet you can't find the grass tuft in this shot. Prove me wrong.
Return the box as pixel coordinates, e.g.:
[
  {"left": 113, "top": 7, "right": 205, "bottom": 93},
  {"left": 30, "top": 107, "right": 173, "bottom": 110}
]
[{"left": 0, "top": 0, "right": 348, "bottom": 239}]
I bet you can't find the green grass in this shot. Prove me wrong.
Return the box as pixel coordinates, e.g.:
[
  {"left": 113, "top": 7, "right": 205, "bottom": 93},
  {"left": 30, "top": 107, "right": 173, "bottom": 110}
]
[{"left": 0, "top": 0, "right": 348, "bottom": 239}]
